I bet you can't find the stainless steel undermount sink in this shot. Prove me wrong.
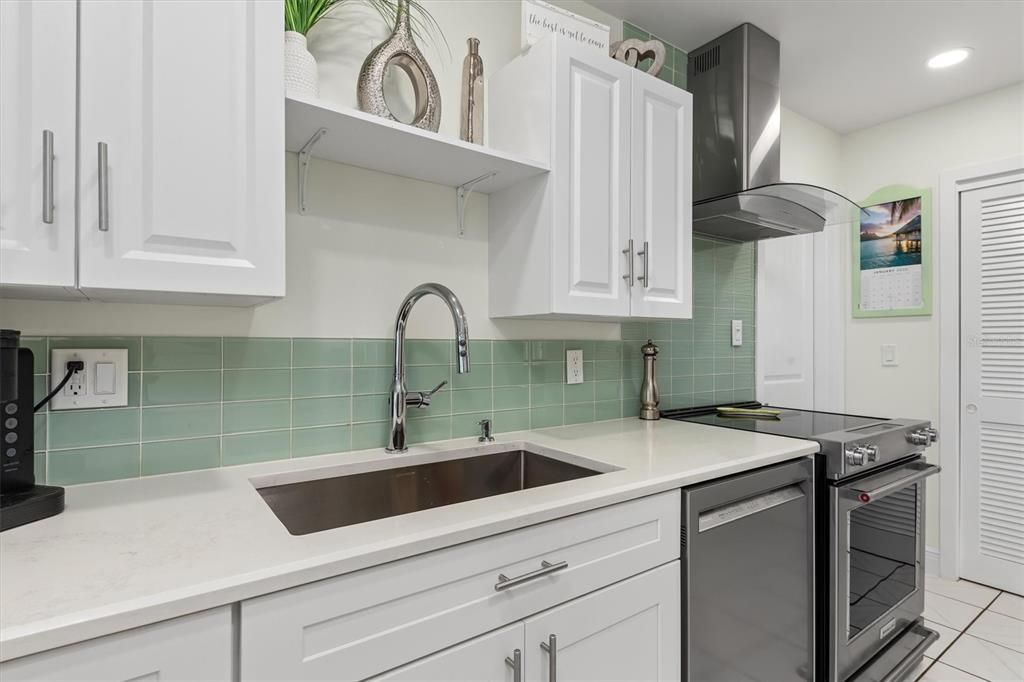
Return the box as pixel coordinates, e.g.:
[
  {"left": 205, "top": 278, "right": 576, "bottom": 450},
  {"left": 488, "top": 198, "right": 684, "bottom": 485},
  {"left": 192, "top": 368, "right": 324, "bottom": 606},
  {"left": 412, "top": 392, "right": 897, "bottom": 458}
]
[{"left": 256, "top": 449, "right": 605, "bottom": 535}]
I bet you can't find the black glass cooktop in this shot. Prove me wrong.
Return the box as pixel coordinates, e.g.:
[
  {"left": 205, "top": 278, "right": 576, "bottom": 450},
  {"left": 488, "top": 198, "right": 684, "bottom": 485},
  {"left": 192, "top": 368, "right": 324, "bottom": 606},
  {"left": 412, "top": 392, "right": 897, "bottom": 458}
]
[{"left": 662, "top": 402, "right": 887, "bottom": 442}]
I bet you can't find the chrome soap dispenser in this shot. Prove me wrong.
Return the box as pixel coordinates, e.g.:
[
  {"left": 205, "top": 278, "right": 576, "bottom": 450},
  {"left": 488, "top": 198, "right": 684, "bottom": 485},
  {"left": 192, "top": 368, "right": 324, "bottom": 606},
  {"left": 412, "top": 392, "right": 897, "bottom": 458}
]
[{"left": 639, "top": 340, "right": 660, "bottom": 420}]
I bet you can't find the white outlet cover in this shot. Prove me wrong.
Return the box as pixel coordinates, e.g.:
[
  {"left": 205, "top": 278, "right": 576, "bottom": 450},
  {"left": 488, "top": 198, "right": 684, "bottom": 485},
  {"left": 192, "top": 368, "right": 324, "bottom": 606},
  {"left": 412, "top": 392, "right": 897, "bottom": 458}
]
[
  {"left": 731, "top": 320, "right": 743, "bottom": 347},
  {"left": 881, "top": 344, "right": 899, "bottom": 367},
  {"left": 49, "top": 348, "right": 129, "bottom": 410},
  {"left": 566, "top": 349, "right": 584, "bottom": 384}
]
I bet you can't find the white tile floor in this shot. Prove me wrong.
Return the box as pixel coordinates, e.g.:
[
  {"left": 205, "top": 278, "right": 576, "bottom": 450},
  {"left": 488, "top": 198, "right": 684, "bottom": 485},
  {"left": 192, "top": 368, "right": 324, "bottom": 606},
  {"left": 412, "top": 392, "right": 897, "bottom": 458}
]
[{"left": 912, "top": 577, "right": 1024, "bottom": 681}]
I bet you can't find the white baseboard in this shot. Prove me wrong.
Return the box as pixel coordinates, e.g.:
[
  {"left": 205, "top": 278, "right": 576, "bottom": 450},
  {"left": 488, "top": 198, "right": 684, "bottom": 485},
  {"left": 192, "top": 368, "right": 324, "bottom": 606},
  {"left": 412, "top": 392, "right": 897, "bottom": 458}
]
[{"left": 925, "top": 546, "right": 941, "bottom": 577}]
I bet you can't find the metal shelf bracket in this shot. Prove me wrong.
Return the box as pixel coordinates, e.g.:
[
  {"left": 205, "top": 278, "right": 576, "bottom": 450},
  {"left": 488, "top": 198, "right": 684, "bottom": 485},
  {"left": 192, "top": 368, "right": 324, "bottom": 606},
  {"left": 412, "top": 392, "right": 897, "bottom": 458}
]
[
  {"left": 297, "top": 127, "right": 328, "bottom": 215},
  {"left": 456, "top": 171, "right": 497, "bottom": 237}
]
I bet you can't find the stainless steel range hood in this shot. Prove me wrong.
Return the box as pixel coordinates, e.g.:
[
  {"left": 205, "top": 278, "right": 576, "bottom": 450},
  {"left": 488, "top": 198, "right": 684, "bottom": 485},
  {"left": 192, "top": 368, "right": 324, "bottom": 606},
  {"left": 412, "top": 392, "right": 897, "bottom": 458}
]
[{"left": 688, "top": 24, "right": 864, "bottom": 241}]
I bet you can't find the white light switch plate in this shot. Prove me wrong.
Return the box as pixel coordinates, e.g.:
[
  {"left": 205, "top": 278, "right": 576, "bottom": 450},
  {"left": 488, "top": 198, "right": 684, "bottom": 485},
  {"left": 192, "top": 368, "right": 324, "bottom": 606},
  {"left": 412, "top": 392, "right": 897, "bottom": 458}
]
[
  {"left": 566, "top": 349, "right": 584, "bottom": 384},
  {"left": 49, "top": 348, "right": 129, "bottom": 410},
  {"left": 731, "top": 320, "right": 743, "bottom": 347},
  {"left": 881, "top": 344, "right": 899, "bottom": 367}
]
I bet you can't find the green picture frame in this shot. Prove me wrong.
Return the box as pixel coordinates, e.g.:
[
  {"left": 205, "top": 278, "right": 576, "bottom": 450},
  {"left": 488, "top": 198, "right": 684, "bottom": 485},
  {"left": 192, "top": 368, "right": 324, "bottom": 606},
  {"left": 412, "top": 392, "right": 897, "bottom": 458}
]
[{"left": 852, "top": 184, "right": 933, "bottom": 318}]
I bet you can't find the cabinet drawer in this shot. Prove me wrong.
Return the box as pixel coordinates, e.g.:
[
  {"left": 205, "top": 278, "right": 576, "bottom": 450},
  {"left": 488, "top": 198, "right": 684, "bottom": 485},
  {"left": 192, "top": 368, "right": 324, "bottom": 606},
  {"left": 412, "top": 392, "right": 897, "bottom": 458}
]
[
  {"left": 0, "top": 607, "right": 232, "bottom": 681},
  {"left": 240, "top": 490, "right": 680, "bottom": 681}
]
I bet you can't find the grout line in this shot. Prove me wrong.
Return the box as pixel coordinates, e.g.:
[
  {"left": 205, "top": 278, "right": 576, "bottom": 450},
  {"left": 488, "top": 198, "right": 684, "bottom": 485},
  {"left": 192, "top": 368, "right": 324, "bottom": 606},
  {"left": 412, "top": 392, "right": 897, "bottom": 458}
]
[
  {"left": 930, "top": 594, "right": 1003, "bottom": 681},
  {"left": 288, "top": 337, "right": 294, "bottom": 459}
]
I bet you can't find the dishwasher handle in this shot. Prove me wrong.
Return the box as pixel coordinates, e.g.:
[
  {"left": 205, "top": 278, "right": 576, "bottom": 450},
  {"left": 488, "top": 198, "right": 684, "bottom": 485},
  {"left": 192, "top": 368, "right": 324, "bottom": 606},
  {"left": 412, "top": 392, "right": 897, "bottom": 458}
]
[{"left": 697, "top": 484, "right": 806, "bottom": 533}]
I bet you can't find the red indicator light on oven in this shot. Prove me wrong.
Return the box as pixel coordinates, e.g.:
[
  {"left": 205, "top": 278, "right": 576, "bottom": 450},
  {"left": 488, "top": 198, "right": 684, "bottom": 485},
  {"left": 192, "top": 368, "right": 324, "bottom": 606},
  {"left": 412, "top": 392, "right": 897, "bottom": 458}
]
[{"left": 859, "top": 493, "right": 871, "bottom": 503}]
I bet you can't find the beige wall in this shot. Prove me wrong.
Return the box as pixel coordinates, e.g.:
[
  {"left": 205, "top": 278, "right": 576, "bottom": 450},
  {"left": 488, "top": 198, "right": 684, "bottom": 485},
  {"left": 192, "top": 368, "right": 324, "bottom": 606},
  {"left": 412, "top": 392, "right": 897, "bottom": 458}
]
[{"left": 839, "top": 83, "right": 1024, "bottom": 547}]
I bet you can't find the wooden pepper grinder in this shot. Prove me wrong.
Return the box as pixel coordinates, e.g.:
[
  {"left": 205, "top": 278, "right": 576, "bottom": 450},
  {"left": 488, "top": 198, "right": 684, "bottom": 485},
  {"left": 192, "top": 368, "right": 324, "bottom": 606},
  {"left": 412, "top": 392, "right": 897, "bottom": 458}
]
[{"left": 639, "top": 339, "right": 660, "bottom": 420}]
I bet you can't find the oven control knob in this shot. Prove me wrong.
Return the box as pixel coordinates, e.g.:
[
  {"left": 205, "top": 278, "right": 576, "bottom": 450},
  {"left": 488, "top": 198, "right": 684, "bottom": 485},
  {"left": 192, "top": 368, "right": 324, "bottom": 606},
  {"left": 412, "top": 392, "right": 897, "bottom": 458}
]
[
  {"left": 845, "top": 447, "right": 866, "bottom": 466},
  {"left": 908, "top": 430, "right": 931, "bottom": 446},
  {"left": 859, "top": 444, "right": 879, "bottom": 462},
  {"left": 924, "top": 427, "right": 938, "bottom": 443}
]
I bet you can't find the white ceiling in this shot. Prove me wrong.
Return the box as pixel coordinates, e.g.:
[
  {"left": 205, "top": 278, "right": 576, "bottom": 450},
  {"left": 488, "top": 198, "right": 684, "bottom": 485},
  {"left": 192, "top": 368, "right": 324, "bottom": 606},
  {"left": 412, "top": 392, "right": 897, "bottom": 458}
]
[{"left": 589, "top": 0, "right": 1024, "bottom": 133}]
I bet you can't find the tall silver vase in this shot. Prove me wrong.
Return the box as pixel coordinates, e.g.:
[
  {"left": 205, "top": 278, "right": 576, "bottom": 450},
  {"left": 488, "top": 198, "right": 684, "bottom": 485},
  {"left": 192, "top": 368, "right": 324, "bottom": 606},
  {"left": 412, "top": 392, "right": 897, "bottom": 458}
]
[
  {"left": 357, "top": 0, "right": 441, "bottom": 132},
  {"left": 460, "top": 38, "right": 484, "bottom": 144}
]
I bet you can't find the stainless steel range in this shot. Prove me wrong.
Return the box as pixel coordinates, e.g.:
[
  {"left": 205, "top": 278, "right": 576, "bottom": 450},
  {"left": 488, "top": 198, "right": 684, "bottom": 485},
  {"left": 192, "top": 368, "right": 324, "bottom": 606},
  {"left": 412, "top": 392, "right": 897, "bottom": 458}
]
[{"left": 664, "top": 403, "right": 942, "bottom": 681}]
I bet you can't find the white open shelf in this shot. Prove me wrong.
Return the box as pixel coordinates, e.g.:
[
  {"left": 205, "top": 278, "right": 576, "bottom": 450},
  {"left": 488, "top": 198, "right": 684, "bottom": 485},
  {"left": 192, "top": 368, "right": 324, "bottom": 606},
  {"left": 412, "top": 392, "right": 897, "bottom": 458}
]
[{"left": 285, "top": 94, "right": 549, "bottom": 194}]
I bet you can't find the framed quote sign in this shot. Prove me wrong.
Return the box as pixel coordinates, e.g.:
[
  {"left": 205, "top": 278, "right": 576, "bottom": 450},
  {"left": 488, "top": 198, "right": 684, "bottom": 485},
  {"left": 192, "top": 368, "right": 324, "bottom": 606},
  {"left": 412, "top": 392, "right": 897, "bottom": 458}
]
[{"left": 852, "top": 185, "right": 933, "bottom": 317}]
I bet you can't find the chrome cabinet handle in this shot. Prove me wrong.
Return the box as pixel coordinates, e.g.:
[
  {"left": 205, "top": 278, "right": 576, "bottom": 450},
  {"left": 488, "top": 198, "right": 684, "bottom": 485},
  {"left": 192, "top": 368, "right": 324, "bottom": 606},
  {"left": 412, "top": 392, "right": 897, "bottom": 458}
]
[
  {"left": 494, "top": 560, "right": 568, "bottom": 591},
  {"left": 504, "top": 648, "right": 522, "bottom": 682},
  {"left": 540, "top": 634, "right": 557, "bottom": 682},
  {"left": 637, "top": 240, "right": 650, "bottom": 288},
  {"left": 97, "top": 142, "right": 109, "bottom": 231},
  {"left": 42, "top": 130, "right": 55, "bottom": 224},
  {"left": 622, "top": 239, "right": 634, "bottom": 285}
]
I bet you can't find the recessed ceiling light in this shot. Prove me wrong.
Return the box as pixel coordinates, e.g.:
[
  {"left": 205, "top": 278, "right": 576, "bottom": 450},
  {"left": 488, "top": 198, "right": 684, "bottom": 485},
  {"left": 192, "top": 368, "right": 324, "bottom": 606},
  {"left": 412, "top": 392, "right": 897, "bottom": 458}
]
[{"left": 927, "top": 48, "right": 973, "bottom": 69}]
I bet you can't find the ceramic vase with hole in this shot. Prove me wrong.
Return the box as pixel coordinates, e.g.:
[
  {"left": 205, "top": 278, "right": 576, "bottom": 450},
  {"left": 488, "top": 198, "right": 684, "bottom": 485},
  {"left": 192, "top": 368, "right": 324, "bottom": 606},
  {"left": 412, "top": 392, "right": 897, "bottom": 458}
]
[
  {"left": 284, "top": 31, "right": 319, "bottom": 97},
  {"left": 356, "top": 0, "right": 441, "bottom": 132}
]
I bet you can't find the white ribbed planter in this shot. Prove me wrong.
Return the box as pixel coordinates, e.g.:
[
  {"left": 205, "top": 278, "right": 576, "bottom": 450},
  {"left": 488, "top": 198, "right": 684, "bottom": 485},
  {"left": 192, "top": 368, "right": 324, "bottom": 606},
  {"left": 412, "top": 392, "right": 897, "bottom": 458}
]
[{"left": 284, "top": 31, "right": 318, "bottom": 97}]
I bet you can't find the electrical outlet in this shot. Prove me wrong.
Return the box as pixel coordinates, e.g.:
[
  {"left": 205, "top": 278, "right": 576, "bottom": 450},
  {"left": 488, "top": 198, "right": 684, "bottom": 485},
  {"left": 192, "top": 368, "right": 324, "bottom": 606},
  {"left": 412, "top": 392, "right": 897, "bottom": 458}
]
[
  {"left": 49, "top": 349, "right": 129, "bottom": 410},
  {"left": 566, "top": 349, "right": 584, "bottom": 384},
  {"left": 731, "top": 320, "right": 743, "bottom": 347}
]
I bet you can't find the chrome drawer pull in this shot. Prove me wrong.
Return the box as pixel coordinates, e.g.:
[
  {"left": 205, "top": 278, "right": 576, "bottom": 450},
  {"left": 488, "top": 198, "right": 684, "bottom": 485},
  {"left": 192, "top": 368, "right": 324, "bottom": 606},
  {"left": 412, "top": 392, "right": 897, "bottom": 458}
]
[
  {"left": 637, "top": 240, "right": 649, "bottom": 287},
  {"left": 494, "top": 560, "right": 568, "bottom": 591},
  {"left": 504, "top": 648, "right": 522, "bottom": 682},
  {"left": 540, "top": 634, "right": 557, "bottom": 682},
  {"left": 97, "top": 142, "right": 109, "bottom": 232},
  {"left": 42, "top": 130, "right": 55, "bottom": 224},
  {"left": 622, "top": 239, "right": 634, "bottom": 285}
]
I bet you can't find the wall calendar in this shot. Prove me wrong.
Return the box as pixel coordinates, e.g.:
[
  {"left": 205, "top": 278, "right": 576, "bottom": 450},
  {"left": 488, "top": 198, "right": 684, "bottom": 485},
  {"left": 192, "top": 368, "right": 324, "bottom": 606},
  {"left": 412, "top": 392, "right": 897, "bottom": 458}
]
[{"left": 853, "top": 185, "right": 933, "bottom": 318}]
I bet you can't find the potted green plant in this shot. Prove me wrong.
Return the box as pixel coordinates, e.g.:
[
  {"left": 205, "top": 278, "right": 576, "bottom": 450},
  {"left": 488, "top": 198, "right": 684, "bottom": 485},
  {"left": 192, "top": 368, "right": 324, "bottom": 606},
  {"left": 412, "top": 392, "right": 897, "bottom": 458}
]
[{"left": 284, "top": 0, "right": 444, "bottom": 98}]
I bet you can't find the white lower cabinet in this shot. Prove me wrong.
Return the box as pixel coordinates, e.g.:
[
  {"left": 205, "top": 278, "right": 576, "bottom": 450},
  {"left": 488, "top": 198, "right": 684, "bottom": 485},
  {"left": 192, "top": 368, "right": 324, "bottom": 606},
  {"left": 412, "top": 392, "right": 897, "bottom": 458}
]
[
  {"left": 240, "top": 491, "right": 680, "bottom": 681},
  {"left": 524, "top": 561, "right": 680, "bottom": 682},
  {"left": 368, "top": 622, "right": 525, "bottom": 682},
  {"left": 1, "top": 494, "right": 680, "bottom": 681},
  {"left": 0, "top": 607, "right": 233, "bottom": 681},
  {"left": 369, "top": 562, "right": 680, "bottom": 682}
]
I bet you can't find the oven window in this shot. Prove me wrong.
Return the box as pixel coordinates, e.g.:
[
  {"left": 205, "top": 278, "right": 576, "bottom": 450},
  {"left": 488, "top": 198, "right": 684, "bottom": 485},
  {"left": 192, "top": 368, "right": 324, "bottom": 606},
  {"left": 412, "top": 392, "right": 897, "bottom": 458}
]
[{"left": 847, "top": 483, "right": 919, "bottom": 640}]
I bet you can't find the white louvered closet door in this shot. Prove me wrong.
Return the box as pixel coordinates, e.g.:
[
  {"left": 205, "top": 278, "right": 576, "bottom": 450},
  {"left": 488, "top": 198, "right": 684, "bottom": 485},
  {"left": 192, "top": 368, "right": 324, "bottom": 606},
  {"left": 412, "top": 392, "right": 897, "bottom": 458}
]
[{"left": 960, "top": 178, "right": 1024, "bottom": 593}]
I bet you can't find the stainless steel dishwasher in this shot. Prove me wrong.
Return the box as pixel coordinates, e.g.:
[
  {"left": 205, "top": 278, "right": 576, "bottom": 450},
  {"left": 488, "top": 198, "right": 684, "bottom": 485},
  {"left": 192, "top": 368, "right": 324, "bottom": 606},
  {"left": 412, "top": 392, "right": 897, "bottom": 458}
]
[{"left": 682, "top": 458, "right": 815, "bottom": 681}]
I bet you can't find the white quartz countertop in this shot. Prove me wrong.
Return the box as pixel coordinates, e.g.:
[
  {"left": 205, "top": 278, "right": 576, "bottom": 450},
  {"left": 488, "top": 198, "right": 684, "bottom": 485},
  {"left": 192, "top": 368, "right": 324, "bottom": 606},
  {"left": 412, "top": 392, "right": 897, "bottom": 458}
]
[{"left": 0, "top": 418, "right": 818, "bottom": 662}]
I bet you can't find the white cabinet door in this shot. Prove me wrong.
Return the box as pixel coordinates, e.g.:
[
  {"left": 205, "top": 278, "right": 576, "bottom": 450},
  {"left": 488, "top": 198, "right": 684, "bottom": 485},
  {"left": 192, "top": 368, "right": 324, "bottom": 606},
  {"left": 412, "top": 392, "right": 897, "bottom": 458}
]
[
  {"left": 370, "top": 623, "right": 525, "bottom": 682},
  {"left": 77, "top": 0, "right": 284, "bottom": 302},
  {"left": 629, "top": 75, "right": 692, "bottom": 319},
  {"left": 0, "top": 0, "right": 77, "bottom": 292},
  {"left": 0, "top": 608, "right": 233, "bottom": 681},
  {"left": 552, "top": 48, "right": 632, "bottom": 317},
  {"left": 523, "top": 561, "right": 681, "bottom": 682},
  {"left": 960, "top": 178, "right": 1024, "bottom": 594}
]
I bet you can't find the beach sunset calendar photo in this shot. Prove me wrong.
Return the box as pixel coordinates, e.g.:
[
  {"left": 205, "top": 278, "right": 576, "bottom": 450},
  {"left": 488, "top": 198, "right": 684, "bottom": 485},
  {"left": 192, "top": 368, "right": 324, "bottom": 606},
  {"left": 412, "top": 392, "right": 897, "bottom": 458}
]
[{"left": 856, "top": 195, "right": 928, "bottom": 314}]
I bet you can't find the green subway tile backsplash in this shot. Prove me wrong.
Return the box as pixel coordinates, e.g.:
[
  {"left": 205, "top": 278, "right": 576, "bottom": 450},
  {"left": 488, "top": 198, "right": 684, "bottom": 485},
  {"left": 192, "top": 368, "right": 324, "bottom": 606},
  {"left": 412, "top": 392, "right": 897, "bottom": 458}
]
[{"left": 26, "top": 240, "right": 752, "bottom": 485}]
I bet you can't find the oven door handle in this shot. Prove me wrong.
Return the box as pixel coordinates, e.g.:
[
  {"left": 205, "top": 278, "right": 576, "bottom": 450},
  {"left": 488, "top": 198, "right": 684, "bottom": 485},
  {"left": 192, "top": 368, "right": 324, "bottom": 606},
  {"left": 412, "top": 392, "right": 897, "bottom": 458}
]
[{"left": 841, "top": 463, "right": 941, "bottom": 503}]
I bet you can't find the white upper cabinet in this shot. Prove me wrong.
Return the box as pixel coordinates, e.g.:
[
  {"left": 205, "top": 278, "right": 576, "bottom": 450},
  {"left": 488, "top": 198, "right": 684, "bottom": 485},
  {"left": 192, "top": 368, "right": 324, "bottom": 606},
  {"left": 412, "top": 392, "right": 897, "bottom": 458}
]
[
  {"left": 0, "top": 0, "right": 78, "bottom": 294},
  {"left": 488, "top": 36, "right": 692, "bottom": 320},
  {"left": 77, "top": 0, "right": 284, "bottom": 303},
  {"left": 630, "top": 75, "right": 693, "bottom": 319},
  {"left": 552, "top": 51, "right": 632, "bottom": 317}
]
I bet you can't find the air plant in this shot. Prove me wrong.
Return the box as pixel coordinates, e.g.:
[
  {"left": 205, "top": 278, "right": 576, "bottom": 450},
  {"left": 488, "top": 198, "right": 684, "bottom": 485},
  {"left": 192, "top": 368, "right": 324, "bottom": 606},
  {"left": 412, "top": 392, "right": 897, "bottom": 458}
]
[{"left": 284, "top": 0, "right": 448, "bottom": 55}]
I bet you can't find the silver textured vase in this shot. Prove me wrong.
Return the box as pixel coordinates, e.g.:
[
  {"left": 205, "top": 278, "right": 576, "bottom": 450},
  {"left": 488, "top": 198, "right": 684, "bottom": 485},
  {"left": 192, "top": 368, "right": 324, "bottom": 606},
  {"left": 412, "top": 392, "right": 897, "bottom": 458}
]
[
  {"left": 357, "top": 0, "right": 441, "bottom": 132},
  {"left": 460, "top": 37, "right": 484, "bottom": 144}
]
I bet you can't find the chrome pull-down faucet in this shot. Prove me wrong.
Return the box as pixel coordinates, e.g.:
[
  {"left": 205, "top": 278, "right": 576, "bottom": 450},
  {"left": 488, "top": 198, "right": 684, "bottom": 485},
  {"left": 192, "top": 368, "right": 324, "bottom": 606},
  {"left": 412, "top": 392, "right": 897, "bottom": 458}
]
[{"left": 388, "top": 283, "right": 470, "bottom": 453}]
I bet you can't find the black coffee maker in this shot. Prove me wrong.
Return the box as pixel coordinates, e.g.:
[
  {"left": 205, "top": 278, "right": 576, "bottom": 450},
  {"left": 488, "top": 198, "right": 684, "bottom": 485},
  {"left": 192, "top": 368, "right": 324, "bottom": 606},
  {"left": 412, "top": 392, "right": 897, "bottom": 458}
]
[{"left": 1, "top": 329, "right": 64, "bottom": 531}]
